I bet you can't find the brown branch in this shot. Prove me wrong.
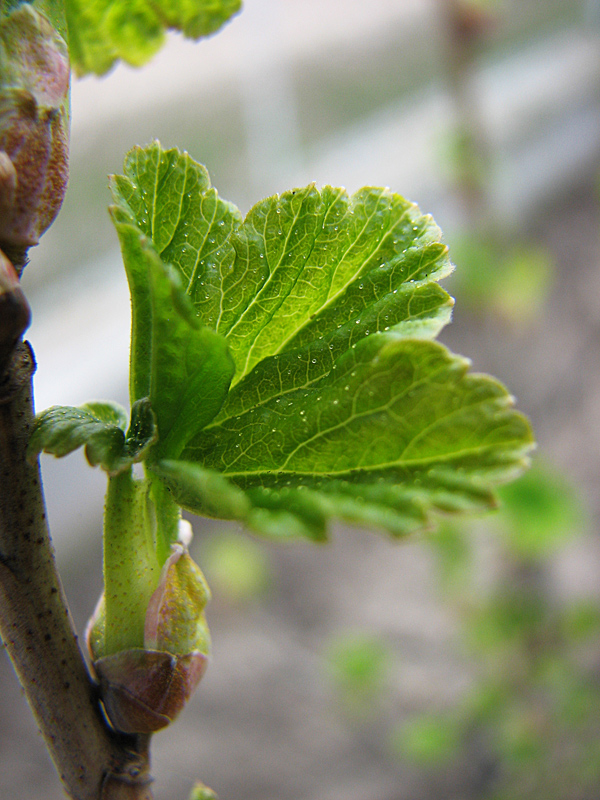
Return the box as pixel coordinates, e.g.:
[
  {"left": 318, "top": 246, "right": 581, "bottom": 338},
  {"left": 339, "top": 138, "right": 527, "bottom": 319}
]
[
  {"left": 0, "top": 249, "right": 30, "bottom": 373},
  {"left": 0, "top": 341, "right": 154, "bottom": 800}
]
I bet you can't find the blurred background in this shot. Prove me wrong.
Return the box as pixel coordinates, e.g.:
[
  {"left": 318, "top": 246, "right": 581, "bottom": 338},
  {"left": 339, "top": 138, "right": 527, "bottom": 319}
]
[{"left": 3, "top": 0, "right": 600, "bottom": 798}]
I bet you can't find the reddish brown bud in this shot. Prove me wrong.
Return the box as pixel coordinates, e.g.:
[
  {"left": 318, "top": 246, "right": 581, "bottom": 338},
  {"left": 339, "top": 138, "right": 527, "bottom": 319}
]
[{"left": 93, "top": 648, "right": 208, "bottom": 734}]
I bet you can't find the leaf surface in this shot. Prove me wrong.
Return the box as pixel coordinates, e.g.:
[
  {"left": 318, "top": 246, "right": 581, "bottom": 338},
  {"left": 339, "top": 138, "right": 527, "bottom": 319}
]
[
  {"left": 110, "top": 143, "right": 534, "bottom": 540},
  {"left": 64, "top": 0, "right": 241, "bottom": 76}
]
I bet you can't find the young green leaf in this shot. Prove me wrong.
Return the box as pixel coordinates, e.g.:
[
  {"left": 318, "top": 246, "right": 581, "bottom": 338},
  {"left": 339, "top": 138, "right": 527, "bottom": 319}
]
[
  {"left": 121, "top": 396, "right": 158, "bottom": 461},
  {"left": 110, "top": 142, "right": 534, "bottom": 541},
  {"left": 28, "top": 398, "right": 157, "bottom": 474},
  {"left": 64, "top": 0, "right": 241, "bottom": 76}
]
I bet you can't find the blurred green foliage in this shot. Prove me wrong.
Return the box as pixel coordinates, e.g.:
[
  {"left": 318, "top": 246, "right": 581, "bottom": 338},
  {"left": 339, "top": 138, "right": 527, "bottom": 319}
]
[
  {"left": 197, "top": 531, "right": 272, "bottom": 605},
  {"left": 447, "top": 233, "right": 554, "bottom": 326},
  {"left": 496, "top": 462, "right": 580, "bottom": 557},
  {"left": 395, "top": 462, "right": 600, "bottom": 800},
  {"left": 325, "top": 632, "right": 391, "bottom": 717},
  {"left": 188, "top": 780, "right": 218, "bottom": 800},
  {"left": 392, "top": 712, "right": 465, "bottom": 767}
]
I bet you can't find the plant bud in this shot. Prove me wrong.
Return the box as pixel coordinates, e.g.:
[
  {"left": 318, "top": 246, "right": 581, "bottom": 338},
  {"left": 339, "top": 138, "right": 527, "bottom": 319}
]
[
  {"left": 87, "top": 544, "right": 212, "bottom": 734},
  {"left": 92, "top": 648, "right": 208, "bottom": 735},
  {"left": 144, "top": 543, "right": 211, "bottom": 656},
  {"left": 0, "top": 4, "right": 69, "bottom": 270}
]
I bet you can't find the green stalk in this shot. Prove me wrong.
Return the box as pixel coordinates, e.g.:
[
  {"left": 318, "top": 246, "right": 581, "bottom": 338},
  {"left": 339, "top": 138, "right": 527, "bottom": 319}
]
[{"left": 103, "top": 469, "right": 160, "bottom": 655}]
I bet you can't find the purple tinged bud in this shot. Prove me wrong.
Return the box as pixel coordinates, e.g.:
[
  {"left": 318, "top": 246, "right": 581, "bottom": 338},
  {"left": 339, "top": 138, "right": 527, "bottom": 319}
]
[{"left": 144, "top": 543, "right": 211, "bottom": 656}]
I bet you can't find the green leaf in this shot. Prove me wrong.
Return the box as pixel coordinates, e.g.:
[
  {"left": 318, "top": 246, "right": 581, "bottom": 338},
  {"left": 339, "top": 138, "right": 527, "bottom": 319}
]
[
  {"left": 28, "top": 398, "right": 158, "bottom": 473},
  {"left": 29, "top": 401, "right": 124, "bottom": 472},
  {"left": 110, "top": 143, "right": 534, "bottom": 540},
  {"left": 82, "top": 400, "right": 129, "bottom": 430},
  {"left": 110, "top": 206, "right": 235, "bottom": 460},
  {"left": 64, "top": 0, "right": 241, "bottom": 76}
]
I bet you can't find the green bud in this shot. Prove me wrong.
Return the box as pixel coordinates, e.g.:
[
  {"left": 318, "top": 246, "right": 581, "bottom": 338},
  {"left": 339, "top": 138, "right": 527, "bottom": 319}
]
[{"left": 0, "top": 4, "right": 69, "bottom": 270}]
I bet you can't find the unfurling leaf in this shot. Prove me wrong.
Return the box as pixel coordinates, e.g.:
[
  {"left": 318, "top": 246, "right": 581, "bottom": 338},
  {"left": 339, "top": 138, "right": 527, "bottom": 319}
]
[
  {"left": 110, "top": 208, "right": 235, "bottom": 460},
  {"left": 28, "top": 398, "right": 157, "bottom": 474}
]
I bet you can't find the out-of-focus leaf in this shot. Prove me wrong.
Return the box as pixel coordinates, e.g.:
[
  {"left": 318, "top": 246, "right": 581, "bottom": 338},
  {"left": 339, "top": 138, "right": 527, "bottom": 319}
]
[
  {"left": 189, "top": 782, "right": 218, "bottom": 800},
  {"left": 326, "top": 632, "right": 390, "bottom": 712},
  {"left": 497, "top": 462, "right": 582, "bottom": 557},
  {"left": 448, "top": 233, "right": 554, "bottom": 325},
  {"left": 199, "top": 532, "right": 271, "bottom": 603},
  {"left": 64, "top": 0, "right": 241, "bottom": 76},
  {"left": 394, "top": 713, "right": 463, "bottom": 766}
]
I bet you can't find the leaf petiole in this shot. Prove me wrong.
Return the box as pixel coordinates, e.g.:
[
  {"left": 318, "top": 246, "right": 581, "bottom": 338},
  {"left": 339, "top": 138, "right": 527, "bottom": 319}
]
[{"left": 102, "top": 468, "right": 160, "bottom": 655}]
